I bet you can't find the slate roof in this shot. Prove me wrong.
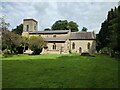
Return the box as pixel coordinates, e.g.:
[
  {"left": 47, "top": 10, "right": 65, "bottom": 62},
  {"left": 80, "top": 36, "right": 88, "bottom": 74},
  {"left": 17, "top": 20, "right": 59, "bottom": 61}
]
[
  {"left": 70, "top": 32, "right": 96, "bottom": 40},
  {"left": 29, "top": 30, "right": 96, "bottom": 41},
  {"left": 29, "top": 30, "right": 69, "bottom": 34}
]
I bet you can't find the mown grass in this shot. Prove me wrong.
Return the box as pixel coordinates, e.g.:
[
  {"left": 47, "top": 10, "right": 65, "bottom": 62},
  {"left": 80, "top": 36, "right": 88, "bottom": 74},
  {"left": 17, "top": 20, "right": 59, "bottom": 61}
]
[{"left": 2, "top": 54, "right": 119, "bottom": 88}]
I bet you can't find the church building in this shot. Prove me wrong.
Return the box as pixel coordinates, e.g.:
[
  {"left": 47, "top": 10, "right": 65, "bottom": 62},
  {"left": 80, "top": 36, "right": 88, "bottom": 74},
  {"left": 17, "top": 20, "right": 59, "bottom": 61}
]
[{"left": 22, "top": 19, "right": 96, "bottom": 54}]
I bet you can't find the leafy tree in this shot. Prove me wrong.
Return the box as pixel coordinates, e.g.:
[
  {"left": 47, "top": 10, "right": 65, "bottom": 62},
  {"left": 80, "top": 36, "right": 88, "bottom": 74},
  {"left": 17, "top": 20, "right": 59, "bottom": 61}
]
[
  {"left": 2, "top": 29, "right": 22, "bottom": 53},
  {"left": 44, "top": 28, "right": 51, "bottom": 31},
  {"left": 52, "top": 20, "right": 68, "bottom": 30},
  {"left": 97, "top": 5, "right": 120, "bottom": 57},
  {"left": 0, "top": 17, "right": 24, "bottom": 54},
  {"left": 28, "top": 36, "right": 45, "bottom": 55},
  {"left": 118, "top": 5, "right": 120, "bottom": 52},
  {"left": 0, "top": 17, "right": 10, "bottom": 30},
  {"left": 97, "top": 20, "right": 109, "bottom": 51},
  {"left": 81, "top": 27, "right": 88, "bottom": 32},
  {"left": 12, "top": 24, "right": 23, "bottom": 35},
  {"left": 68, "top": 21, "right": 79, "bottom": 32},
  {"left": 51, "top": 20, "right": 79, "bottom": 32}
]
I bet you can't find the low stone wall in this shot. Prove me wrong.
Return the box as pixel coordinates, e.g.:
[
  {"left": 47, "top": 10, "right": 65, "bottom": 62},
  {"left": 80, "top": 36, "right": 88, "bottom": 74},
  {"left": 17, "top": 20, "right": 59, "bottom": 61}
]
[{"left": 41, "top": 49, "right": 68, "bottom": 54}]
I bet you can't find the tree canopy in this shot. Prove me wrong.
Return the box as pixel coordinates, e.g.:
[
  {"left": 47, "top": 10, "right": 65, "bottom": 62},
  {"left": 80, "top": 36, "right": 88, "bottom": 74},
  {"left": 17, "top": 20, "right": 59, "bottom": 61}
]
[
  {"left": 12, "top": 24, "right": 23, "bottom": 35},
  {"left": 28, "top": 36, "right": 45, "bottom": 55},
  {"left": 51, "top": 20, "right": 79, "bottom": 32},
  {"left": 44, "top": 28, "right": 51, "bottom": 31},
  {"left": 81, "top": 27, "right": 88, "bottom": 32},
  {"left": 97, "top": 5, "right": 120, "bottom": 56},
  {"left": 2, "top": 29, "right": 23, "bottom": 53}
]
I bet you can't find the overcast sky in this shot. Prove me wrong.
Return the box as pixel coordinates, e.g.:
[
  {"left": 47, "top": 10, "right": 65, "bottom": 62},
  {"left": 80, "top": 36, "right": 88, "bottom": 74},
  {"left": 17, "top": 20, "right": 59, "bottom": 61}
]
[{"left": 0, "top": 1, "right": 118, "bottom": 33}]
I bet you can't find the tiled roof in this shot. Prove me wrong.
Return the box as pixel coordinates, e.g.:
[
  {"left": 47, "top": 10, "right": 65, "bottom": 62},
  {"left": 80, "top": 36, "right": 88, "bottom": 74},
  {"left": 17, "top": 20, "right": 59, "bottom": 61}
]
[
  {"left": 29, "top": 30, "right": 69, "bottom": 34},
  {"left": 70, "top": 32, "right": 96, "bottom": 40}
]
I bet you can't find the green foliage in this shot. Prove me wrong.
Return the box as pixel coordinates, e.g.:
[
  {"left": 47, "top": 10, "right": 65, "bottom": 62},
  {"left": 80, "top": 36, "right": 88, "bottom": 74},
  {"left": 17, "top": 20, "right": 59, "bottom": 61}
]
[
  {"left": 2, "top": 49, "right": 11, "bottom": 57},
  {"left": 1, "top": 18, "right": 24, "bottom": 54},
  {"left": 28, "top": 36, "right": 45, "bottom": 55},
  {"left": 100, "top": 47, "right": 111, "bottom": 55},
  {"left": 2, "top": 54, "right": 118, "bottom": 88},
  {"left": 51, "top": 20, "right": 79, "bottom": 32},
  {"left": 0, "top": 17, "right": 10, "bottom": 30},
  {"left": 44, "top": 28, "right": 51, "bottom": 31},
  {"left": 16, "top": 46, "right": 24, "bottom": 54},
  {"left": 12, "top": 24, "right": 23, "bottom": 35},
  {"left": 97, "top": 5, "right": 120, "bottom": 54},
  {"left": 32, "top": 48, "right": 43, "bottom": 55},
  {"left": 2, "top": 29, "right": 22, "bottom": 53},
  {"left": 81, "top": 27, "right": 88, "bottom": 32},
  {"left": 68, "top": 21, "right": 79, "bottom": 32}
]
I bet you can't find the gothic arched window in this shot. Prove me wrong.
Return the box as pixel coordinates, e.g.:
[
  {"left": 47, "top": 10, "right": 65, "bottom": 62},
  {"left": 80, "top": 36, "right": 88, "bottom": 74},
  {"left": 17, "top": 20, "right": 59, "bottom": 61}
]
[
  {"left": 53, "top": 43, "right": 56, "bottom": 50},
  {"left": 26, "top": 25, "right": 29, "bottom": 31},
  {"left": 72, "top": 42, "right": 75, "bottom": 49}
]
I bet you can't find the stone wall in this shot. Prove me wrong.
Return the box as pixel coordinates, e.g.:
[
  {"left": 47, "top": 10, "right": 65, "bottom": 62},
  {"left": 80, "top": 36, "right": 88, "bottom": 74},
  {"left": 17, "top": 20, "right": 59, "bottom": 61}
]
[
  {"left": 41, "top": 41, "right": 71, "bottom": 54},
  {"left": 70, "top": 40, "right": 96, "bottom": 54},
  {"left": 23, "top": 19, "right": 38, "bottom": 32}
]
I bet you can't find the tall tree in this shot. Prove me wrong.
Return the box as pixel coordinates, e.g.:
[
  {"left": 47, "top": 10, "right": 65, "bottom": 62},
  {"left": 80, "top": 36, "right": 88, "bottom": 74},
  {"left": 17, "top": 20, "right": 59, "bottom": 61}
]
[
  {"left": 81, "top": 27, "right": 88, "bottom": 32},
  {"left": 118, "top": 5, "right": 120, "bottom": 51},
  {"left": 0, "top": 17, "right": 10, "bottom": 30},
  {"left": 68, "top": 21, "right": 79, "bottom": 32},
  {"left": 97, "top": 5, "right": 120, "bottom": 55},
  {"left": 12, "top": 24, "right": 23, "bottom": 35},
  {"left": 51, "top": 20, "right": 79, "bottom": 32},
  {"left": 97, "top": 20, "right": 109, "bottom": 49},
  {"left": 51, "top": 20, "right": 68, "bottom": 30},
  {"left": 2, "top": 29, "right": 22, "bottom": 53}
]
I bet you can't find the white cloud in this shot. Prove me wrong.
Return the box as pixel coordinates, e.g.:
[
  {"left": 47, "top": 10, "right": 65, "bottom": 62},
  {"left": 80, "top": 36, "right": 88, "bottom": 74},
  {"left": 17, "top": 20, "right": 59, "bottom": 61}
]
[{"left": 0, "top": 2, "right": 118, "bottom": 33}]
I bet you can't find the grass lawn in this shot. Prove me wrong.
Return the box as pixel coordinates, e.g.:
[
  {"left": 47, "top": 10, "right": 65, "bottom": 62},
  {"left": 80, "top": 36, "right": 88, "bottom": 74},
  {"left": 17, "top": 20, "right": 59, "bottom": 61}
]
[{"left": 2, "top": 54, "right": 119, "bottom": 88}]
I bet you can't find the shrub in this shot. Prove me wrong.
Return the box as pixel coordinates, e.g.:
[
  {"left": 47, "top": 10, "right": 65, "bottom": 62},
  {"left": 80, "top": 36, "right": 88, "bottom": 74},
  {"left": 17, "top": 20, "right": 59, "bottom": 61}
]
[
  {"left": 32, "top": 48, "right": 42, "bottom": 55},
  {"left": 114, "top": 51, "right": 120, "bottom": 59},
  {"left": 81, "top": 52, "right": 90, "bottom": 56},
  {"left": 29, "top": 36, "right": 45, "bottom": 55},
  {"left": 16, "top": 46, "right": 24, "bottom": 54},
  {"left": 2, "top": 49, "right": 11, "bottom": 57}
]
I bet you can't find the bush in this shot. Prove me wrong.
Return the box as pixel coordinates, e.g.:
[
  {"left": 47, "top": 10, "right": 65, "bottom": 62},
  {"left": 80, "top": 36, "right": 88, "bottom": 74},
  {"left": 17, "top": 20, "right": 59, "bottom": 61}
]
[
  {"left": 81, "top": 52, "right": 90, "bottom": 56},
  {"left": 16, "top": 46, "right": 24, "bottom": 54},
  {"left": 32, "top": 48, "right": 42, "bottom": 55},
  {"left": 29, "top": 36, "right": 45, "bottom": 55},
  {"left": 114, "top": 51, "right": 120, "bottom": 59},
  {"left": 100, "top": 47, "right": 111, "bottom": 55},
  {"left": 2, "top": 49, "right": 11, "bottom": 57}
]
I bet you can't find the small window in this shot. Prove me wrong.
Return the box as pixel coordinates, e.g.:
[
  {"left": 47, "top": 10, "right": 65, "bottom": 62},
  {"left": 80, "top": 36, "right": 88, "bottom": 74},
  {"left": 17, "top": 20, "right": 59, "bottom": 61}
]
[
  {"left": 26, "top": 25, "right": 29, "bottom": 31},
  {"left": 53, "top": 35, "right": 56, "bottom": 37},
  {"left": 72, "top": 42, "right": 75, "bottom": 49},
  {"left": 87, "top": 42, "right": 90, "bottom": 49},
  {"left": 34, "top": 26, "right": 36, "bottom": 30},
  {"left": 53, "top": 43, "right": 56, "bottom": 50}
]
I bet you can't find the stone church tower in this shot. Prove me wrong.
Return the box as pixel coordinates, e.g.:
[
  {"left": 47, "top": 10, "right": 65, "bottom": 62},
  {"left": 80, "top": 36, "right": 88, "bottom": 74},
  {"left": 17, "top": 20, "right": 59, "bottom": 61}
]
[{"left": 22, "top": 19, "right": 38, "bottom": 37}]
